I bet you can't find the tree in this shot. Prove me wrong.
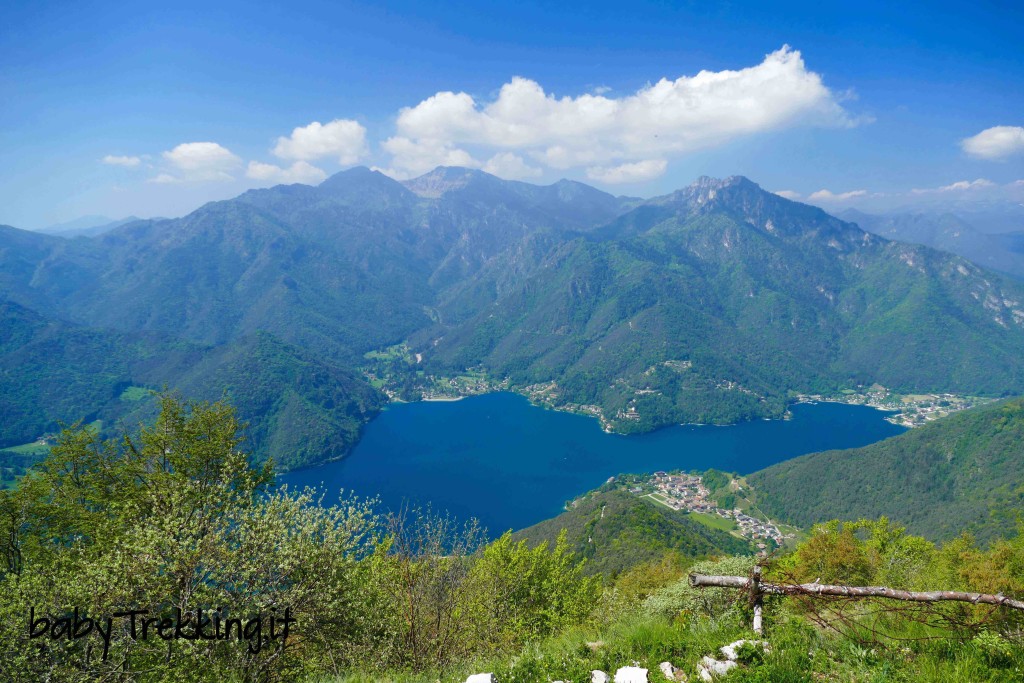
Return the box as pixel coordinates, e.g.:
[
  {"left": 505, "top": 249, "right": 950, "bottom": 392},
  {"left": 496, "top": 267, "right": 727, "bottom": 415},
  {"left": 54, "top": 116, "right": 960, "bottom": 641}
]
[{"left": 0, "top": 394, "right": 378, "bottom": 683}]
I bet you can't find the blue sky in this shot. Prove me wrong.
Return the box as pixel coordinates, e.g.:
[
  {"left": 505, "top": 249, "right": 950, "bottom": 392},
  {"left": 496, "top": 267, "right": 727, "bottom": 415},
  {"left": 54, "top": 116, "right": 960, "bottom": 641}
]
[{"left": 1, "top": 0, "right": 1023, "bottom": 227}]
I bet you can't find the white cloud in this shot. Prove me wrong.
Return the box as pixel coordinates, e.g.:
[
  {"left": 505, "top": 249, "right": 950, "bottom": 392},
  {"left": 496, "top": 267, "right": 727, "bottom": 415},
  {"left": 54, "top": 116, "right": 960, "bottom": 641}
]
[
  {"left": 961, "top": 126, "right": 1024, "bottom": 160},
  {"left": 246, "top": 161, "right": 328, "bottom": 185},
  {"left": 911, "top": 178, "right": 995, "bottom": 194},
  {"left": 101, "top": 154, "right": 141, "bottom": 167},
  {"left": 157, "top": 142, "right": 241, "bottom": 182},
  {"left": 377, "top": 137, "right": 480, "bottom": 178},
  {"left": 482, "top": 152, "right": 542, "bottom": 180},
  {"left": 586, "top": 159, "right": 667, "bottom": 184},
  {"left": 808, "top": 188, "right": 867, "bottom": 202},
  {"left": 272, "top": 119, "right": 367, "bottom": 164},
  {"left": 383, "top": 45, "right": 858, "bottom": 182},
  {"left": 773, "top": 190, "right": 801, "bottom": 200},
  {"left": 147, "top": 173, "right": 179, "bottom": 185}
]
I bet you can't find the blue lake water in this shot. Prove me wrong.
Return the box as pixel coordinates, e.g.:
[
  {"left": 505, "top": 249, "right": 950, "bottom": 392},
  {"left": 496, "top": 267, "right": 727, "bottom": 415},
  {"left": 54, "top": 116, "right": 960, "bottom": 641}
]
[{"left": 280, "top": 392, "right": 905, "bottom": 534}]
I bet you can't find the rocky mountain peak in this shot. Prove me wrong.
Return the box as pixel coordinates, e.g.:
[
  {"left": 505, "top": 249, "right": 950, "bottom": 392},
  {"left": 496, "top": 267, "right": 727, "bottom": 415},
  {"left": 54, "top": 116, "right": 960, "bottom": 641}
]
[{"left": 402, "top": 166, "right": 493, "bottom": 198}]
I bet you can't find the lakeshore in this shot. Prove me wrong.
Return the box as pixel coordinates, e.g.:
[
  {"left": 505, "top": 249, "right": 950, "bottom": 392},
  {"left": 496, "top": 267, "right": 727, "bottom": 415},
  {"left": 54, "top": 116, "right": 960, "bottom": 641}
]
[
  {"left": 794, "top": 387, "right": 993, "bottom": 428},
  {"left": 280, "top": 392, "right": 905, "bottom": 534}
]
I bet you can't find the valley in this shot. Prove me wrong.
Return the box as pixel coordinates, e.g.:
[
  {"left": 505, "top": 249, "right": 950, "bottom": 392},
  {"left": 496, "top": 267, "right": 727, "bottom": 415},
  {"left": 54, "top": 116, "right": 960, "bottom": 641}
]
[
  {"left": 6, "top": 7, "right": 1024, "bottom": 681},
  {"left": 3, "top": 169, "right": 1024, "bottom": 475}
]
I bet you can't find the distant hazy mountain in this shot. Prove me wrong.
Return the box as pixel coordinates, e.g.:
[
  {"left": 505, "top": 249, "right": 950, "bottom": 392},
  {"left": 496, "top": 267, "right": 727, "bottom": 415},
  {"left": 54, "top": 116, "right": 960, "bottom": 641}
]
[
  {"left": 839, "top": 208, "right": 1024, "bottom": 279},
  {"left": 993, "top": 230, "right": 1024, "bottom": 257},
  {"left": 909, "top": 200, "right": 1024, "bottom": 235},
  {"left": 2, "top": 169, "right": 1024, "bottom": 465},
  {"left": 749, "top": 397, "right": 1024, "bottom": 542},
  {"left": 37, "top": 215, "right": 144, "bottom": 237}
]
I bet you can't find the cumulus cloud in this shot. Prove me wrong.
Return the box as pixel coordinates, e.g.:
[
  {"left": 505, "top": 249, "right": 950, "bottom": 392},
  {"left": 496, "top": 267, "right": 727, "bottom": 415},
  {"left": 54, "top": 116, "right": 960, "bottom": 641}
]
[
  {"left": 377, "top": 137, "right": 480, "bottom": 178},
  {"left": 961, "top": 126, "right": 1024, "bottom": 160},
  {"left": 381, "top": 45, "right": 859, "bottom": 182},
  {"left": 157, "top": 142, "right": 241, "bottom": 182},
  {"left": 911, "top": 178, "right": 995, "bottom": 194},
  {"left": 482, "top": 152, "right": 542, "bottom": 180},
  {"left": 586, "top": 159, "right": 667, "bottom": 184},
  {"left": 273, "top": 119, "right": 367, "bottom": 164},
  {"left": 246, "top": 160, "right": 328, "bottom": 185},
  {"left": 808, "top": 188, "right": 867, "bottom": 202},
  {"left": 773, "top": 189, "right": 801, "bottom": 199},
  {"left": 101, "top": 154, "right": 141, "bottom": 167}
]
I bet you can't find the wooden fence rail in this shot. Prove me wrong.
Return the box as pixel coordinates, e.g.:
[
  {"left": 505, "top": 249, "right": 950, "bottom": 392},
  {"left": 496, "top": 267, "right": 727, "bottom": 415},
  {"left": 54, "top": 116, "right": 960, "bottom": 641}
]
[{"left": 689, "top": 568, "right": 1024, "bottom": 635}]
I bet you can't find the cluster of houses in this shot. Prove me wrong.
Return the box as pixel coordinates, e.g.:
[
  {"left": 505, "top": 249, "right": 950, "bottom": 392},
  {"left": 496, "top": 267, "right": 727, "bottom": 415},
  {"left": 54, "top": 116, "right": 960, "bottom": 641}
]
[
  {"left": 649, "top": 472, "right": 785, "bottom": 548},
  {"left": 795, "top": 389, "right": 987, "bottom": 428},
  {"left": 651, "top": 472, "right": 718, "bottom": 513},
  {"left": 731, "top": 509, "right": 784, "bottom": 548}
]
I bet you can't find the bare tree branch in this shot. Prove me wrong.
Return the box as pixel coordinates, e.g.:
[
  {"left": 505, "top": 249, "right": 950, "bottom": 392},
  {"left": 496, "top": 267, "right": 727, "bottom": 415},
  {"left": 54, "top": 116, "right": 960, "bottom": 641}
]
[{"left": 690, "top": 573, "right": 1024, "bottom": 612}]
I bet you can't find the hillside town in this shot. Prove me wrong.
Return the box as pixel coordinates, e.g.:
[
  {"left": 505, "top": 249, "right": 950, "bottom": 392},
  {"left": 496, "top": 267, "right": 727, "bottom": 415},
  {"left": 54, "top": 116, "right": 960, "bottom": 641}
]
[
  {"left": 794, "top": 387, "right": 991, "bottom": 427},
  {"left": 646, "top": 472, "right": 787, "bottom": 548}
]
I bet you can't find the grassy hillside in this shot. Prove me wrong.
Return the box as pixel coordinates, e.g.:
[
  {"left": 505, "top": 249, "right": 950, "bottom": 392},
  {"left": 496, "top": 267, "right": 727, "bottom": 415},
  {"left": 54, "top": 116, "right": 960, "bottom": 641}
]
[
  {"left": 514, "top": 488, "right": 750, "bottom": 576},
  {"left": 748, "top": 397, "right": 1024, "bottom": 542}
]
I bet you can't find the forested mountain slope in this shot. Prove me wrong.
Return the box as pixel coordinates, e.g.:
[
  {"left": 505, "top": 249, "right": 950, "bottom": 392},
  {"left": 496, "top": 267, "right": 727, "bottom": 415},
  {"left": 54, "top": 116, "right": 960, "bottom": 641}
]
[
  {"left": 840, "top": 207, "right": 1024, "bottom": 279},
  {"left": 749, "top": 397, "right": 1024, "bottom": 542},
  {"left": 0, "top": 299, "right": 383, "bottom": 468},
  {"left": 3, "top": 169, "right": 1024, "bottom": 464},
  {"left": 425, "top": 176, "right": 1024, "bottom": 431}
]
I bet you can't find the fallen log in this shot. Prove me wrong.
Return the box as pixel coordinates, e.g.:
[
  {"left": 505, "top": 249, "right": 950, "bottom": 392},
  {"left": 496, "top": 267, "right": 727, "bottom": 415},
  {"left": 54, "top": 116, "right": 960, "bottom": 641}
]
[{"left": 690, "top": 573, "right": 1024, "bottom": 612}]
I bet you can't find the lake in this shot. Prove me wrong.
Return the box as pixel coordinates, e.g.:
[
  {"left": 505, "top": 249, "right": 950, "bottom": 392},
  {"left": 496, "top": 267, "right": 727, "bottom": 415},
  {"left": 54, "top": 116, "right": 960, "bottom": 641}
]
[{"left": 280, "top": 392, "right": 905, "bottom": 534}]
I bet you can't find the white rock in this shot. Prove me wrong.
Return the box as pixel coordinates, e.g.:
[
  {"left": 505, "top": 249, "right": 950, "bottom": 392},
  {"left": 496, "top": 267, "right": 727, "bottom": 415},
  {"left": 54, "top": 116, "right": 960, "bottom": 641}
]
[
  {"left": 711, "top": 659, "right": 736, "bottom": 676},
  {"left": 592, "top": 671, "right": 611, "bottom": 683},
  {"left": 465, "top": 675, "right": 496, "bottom": 683},
  {"left": 698, "top": 656, "right": 737, "bottom": 679},
  {"left": 614, "top": 666, "right": 649, "bottom": 683},
  {"left": 658, "top": 661, "right": 676, "bottom": 680},
  {"left": 719, "top": 639, "right": 771, "bottom": 661}
]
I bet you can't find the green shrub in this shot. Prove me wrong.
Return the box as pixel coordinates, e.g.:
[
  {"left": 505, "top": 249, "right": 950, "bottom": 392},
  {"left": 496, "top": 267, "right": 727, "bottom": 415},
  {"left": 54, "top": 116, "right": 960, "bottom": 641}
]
[{"left": 642, "top": 555, "right": 756, "bottom": 622}]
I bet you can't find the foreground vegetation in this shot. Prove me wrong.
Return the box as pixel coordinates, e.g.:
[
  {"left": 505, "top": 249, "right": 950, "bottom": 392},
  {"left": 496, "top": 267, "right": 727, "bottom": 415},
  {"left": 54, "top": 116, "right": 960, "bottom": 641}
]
[
  {"left": 1, "top": 396, "right": 1021, "bottom": 682},
  {"left": 331, "top": 519, "right": 1024, "bottom": 682}
]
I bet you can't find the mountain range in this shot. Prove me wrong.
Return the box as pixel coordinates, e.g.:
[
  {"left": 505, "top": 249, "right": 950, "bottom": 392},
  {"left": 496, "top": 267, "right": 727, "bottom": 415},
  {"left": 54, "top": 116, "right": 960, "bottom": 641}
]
[
  {"left": 36, "top": 215, "right": 145, "bottom": 238},
  {"left": 839, "top": 208, "right": 1024, "bottom": 279},
  {"left": 3, "top": 167, "right": 1024, "bottom": 468}
]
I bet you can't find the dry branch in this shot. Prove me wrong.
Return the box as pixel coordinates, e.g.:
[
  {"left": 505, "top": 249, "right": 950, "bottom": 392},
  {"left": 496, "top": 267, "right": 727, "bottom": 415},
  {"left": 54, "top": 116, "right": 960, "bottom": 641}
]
[{"left": 690, "top": 573, "right": 1024, "bottom": 612}]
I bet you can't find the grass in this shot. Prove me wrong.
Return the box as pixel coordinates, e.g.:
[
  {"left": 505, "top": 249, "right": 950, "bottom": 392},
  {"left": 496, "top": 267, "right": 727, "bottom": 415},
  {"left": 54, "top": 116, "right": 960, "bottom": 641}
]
[
  {"left": 314, "top": 612, "right": 1024, "bottom": 683},
  {"left": 687, "top": 511, "right": 739, "bottom": 534},
  {"left": 647, "top": 492, "right": 672, "bottom": 506},
  {"left": 363, "top": 343, "right": 413, "bottom": 362},
  {"left": 0, "top": 442, "right": 50, "bottom": 457},
  {"left": 119, "top": 386, "right": 152, "bottom": 402}
]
